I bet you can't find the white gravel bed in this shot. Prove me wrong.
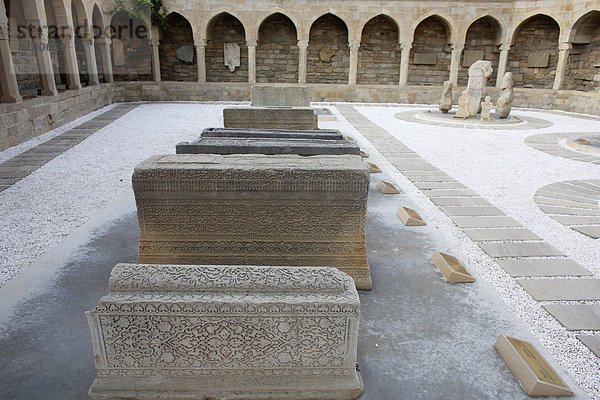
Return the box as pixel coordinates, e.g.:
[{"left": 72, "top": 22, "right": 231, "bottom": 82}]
[
  {"left": 323, "top": 105, "right": 599, "bottom": 399},
  {"left": 0, "top": 103, "right": 221, "bottom": 288}
]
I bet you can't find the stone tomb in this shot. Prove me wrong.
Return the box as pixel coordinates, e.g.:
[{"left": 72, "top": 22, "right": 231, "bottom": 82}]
[
  {"left": 133, "top": 154, "right": 372, "bottom": 289},
  {"left": 200, "top": 127, "right": 344, "bottom": 140},
  {"left": 223, "top": 107, "right": 318, "bottom": 130},
  {"left": 87, "top": 263, "right": 363, "bottom": 399},
  {"left": 251, "top": 85, "right": 311, "bottom": 108}
]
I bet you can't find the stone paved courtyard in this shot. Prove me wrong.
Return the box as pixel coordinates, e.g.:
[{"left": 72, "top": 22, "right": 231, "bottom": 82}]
[{"left": 0, "top": 102, "right": 599, "bottom": 399}]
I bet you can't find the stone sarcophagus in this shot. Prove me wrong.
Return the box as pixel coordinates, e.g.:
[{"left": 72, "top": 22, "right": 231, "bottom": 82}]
[
  {"left": 133, "top": 154, "right": 372, "bottom": 289},
  {"left": 86, "top": 263, "right": 363, "bottom": 400},
  {"left": 223, "top": 107, "right": 318, "bottom": 130}
]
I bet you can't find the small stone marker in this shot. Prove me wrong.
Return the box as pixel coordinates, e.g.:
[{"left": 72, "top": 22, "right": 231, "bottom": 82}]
[
  {"left": 527, "top": 51, "right": 550, "bottom": 68},
  {"left": 431, "top": 252, "right": 475, "bottom": 283},
  {"left": 366, "top": 162, "right": 381, "bottom": 173},
  {"left": 224, "top": 42, "right": 241, "bottom": 72},
  {"left": 495, "top": 335, "right": 573, "bottom": 397},
  {"left": 360, "top": 151, "right": 369, "bottom": 158},
  {"left": 377, "top": 179, "right": 399, "bottom": 194},
  {"left": 397, "top": 206, "right": 426, "bottom": 226},
  {"left": 112, "top": 39, "right": 125, "bottom": 66}
]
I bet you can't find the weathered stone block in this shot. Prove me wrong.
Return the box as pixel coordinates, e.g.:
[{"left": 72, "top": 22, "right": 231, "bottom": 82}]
[
  {"left": 133, "top": 154, "right": 372, "bottom": 289},
  {"left": 175, "top": 137, "right": 360, "bottom": 156},
  {"left": 200, "top": 127, "right": 344, "bottom": 140},
  {"left": 251, "top": 85, "right": 311, "bottom": 107},
  {"left": 223, "top": 107, "right": 318, "bottom": 130},
  {"left": 87, "top": 263, "right": 363, "bottom": 400}
]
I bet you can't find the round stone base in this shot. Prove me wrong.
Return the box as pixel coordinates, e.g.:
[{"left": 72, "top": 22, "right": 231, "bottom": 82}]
[{"left": 563, "top": 133, "right": 600, "bottom": 156}]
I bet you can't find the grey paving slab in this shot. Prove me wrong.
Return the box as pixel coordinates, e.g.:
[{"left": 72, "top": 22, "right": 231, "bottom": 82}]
[
  {"left": 577, "top": 336, "right": 600, "bottom": 358},
  {"left": 553, "top": 183, "right": 600, "bottom": 198},
  {"left": 535, "top": 197, "right": 600, "bottom": 210},
  {"left": 496, "top": 259, "right": 593, "bottom": 277},
  {"left": 536, "top": 191, "right": 599, "bottom": 205},
  {"left": 0, "top": 170, "right": 31, "bottom": 179},
  {"left": 404, "top": 175, "right": 456, "bottom": 182},
  {"left": 478, "top": 242, "right": 564, "bottom": 258},
  {"left": 0, "top": 185, "right": 9, "bottom": 192},
  {"left": 0, "top": 178, "right": 19, "bottom": 185},
  {"left": 393, "top": 164, "right": 439, "bottom": 172},
  {"left": 543, "top": 305, "right": 600, "bottom": 331},
  {"left": 421, "top": 189, "right": 478, "bottom": 197},
  {"left": 451, "top": 216, "right": 522, "bottom": 228},
  {"left": 440, "top": 206, "right": 505, "bottom": 216},
  {"left": 540, "top": 206, "right": 600, "bottom": 216},
  {"left": 463, "top": 228, "right": 541, "bottom": 242},
  {"left": 517, "top": 279, "right": 600, "bottom": 301},
  {"left": 413, "top": 181, "right": 467, "bottom": 190},
  {"left": 568, "top": 181, "right": 600, "bottom": 191},
  {"left": 572, "top": 226, "right": 600, "bottom": 239},
  {"left": 552, "top": 216, "right": 600, "bottom": 226},
  {"left": 430, "top": 197, "right": 491, "bottom": 206}
]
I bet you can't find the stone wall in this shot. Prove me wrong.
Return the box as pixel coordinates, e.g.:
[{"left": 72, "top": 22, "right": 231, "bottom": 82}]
[
  {"left": 307, "top": 14, "right": 349, "bottom": 84},
  {"left": 565, "top": 40, "right": 600, "bottom": 91},
  {"left": 256, "top": 13, "right": 298, "bottom": 83},
  {"left": 508, "top": 15, "right": 559, "bottom": 89},
  {"left": 408, "top": 17, "right": 451, "bottom": 86},
  {"left": 94, "top": 42, "right": 105, "bottom": 83},
  {"left": 159, "top": 13, "right": 197, "bottom": 82},
  {"left": 458, "top": 17, "right": 500, "bottom": 86},
  {"left": 111, "top": 13, "right": 153, "bottom": 82},
  {"left": 357, "top": 15, "right": 400, "bottom": 85},
  {"left": 75, "top": 37, "right": 89, "bottom": 86},
  {"left": 206, "top": 13, "right": 248, "bottom": 83},
  {"left": 11, "top": 34, "right": 42, "bottom": 94}
]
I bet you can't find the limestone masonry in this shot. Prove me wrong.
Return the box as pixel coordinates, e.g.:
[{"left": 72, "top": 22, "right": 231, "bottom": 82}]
[
  {"left": 86, "top": 263, "right": 363, "bottom": 399},
  {"left": 133, "top": 154, "right": 373, "bottom": 289}
]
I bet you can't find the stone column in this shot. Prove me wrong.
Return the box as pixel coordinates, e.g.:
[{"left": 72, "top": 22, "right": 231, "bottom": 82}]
[
  {"left": 82, "top": 38, "right": 99, "bottom": 86},
  {"left": 449, "top": 43, "right": 464, "bottom": 86},
  {"left": 150, "top": 38, "right": 161, "bottom": 82},
  {"left": 348, "top": 40, "right": 360, "bottom": 85},
  {"left": 399, "top": 43, "right": 412, "bottom": 87},
  {"left": 553, "top": 42, "right": 572, "bottom": 90},
  {"left": 62, "top": 34, "right": 82, "bottom": 90},
  {"left": 247, "top": 40, "right": 256, "bottom": 84},
  {"left": 195, "top": 39, "right": 206, "bottom": 83},
  {"left": 496, "top": 43, "right": 510, "bottom": 89},
  {"left": 96, "top": 37, "right": 114, "bottom": 83},
  {"left": 297, "top": 39, "right": 308, "bottom": 84},
  {"left": 0, "top": 22, "right": 22, "bottom": 102},
  {"left": 29, "top": 22, "right": 57, "bottom": 96}
]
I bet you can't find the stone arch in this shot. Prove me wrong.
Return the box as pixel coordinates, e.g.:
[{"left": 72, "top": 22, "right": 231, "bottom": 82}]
[
  {"left": 159, "top": 12, "right": 197, "bottom": 82},
  {"left": 408, "top": 15, "right": 451, "bottom": 86},
  {"left": 206, "top": 12, "right": 247, "bottom": 82},
  {"left": 357, "top": 14, "right": 400, "bottom": 85},
  {"left": 508, "top": 14, "right": 560, "bottom": 89},
  {"left": 3, "top": 0, "right": 43, "bottom": 94},
  {"left": 254, "top": 10, "right": 300, "bottom": 42},
  {"left": 410, "top": 13, "right": 454, "bottom": 44},
  {"left": 564, "top": 10, "right": 600, "bottom": 92},
  {"left": 307, "top": 13, "right": 349, "bottom": 84},
  {"left": 256, "top": 13, "right": 298, "bottom": 83},
  {"left": 458, "top": 16, "right": 502, "bottom": 86},
  {"left": 92, "top": 3, "right": 105, "bottom": 83},
  {"left": 71, "top": 0, "right": 90, "bottom": 85},
  {"left": 45, "top": 0, "right": 71, "bottom": 88},
  {"left": 110, "top": 11, "right": 152, "bottom": 81}
]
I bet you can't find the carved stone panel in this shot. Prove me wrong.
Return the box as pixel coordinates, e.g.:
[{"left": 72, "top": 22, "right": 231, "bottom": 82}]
[
  {"left": 462, "top": 50, "right": 484, "bottom": 67},
  {"left": 87, "top": 264, "right": 363, "bottom": 399},
  {"left": 132, "top": 154, "right": 372, "bottom": 290},
  {"left": 413, "top": 52, "right": 437, "bottom": 65},
  {"left": 527, "top": 51, "right": 550, "bottom": 68},
  {"left": 251, "top": 85, "right": 311, "bottom": 107},
  {"left": 224, "top": 42, "right": 240, "bottom": 72},
  {"left": 112, "top": 39, "right": 125, "bottom": 67},
  {"left": 223, "top": 107, "right": 319, "bottom": 130}
]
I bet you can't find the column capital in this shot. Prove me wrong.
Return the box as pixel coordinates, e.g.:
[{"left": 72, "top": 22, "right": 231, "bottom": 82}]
[
  {"left": 451, "top": 42, "right": 464, "bottom": 52},
  {"left": 96, "top": 36, "right": 111, "bottom": 46},
  {"left": 150, "top": 38, "right": 159, "bottom": 47},
  {"left": 297, "top": 39, "right": 309, "bottom": 49},
  {"left": 349, "top": 40, "right": 360, "bottom": 50},
  {"left": 246, "top": 39, "right": 257, "bottom": 48},
  {"left": 499, "top": 43, "right": 511, "bottom": 52},
  {"left": 194, "top": 38, "right": 207, "bottom": 48},
  {"left": 558, "top": 42, "right": 573, "bottom": 51},
  {"left": 81, "top": 37, "right": 94, "bottom": 46}
]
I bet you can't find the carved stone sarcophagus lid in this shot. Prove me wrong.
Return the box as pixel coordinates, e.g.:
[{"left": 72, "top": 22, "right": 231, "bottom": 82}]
[
  {"left": 132, "top": 154, "right": 372, "bottom": 290},
  {"left": 86, "top": 263, "right": 363, "bottom": 400}
]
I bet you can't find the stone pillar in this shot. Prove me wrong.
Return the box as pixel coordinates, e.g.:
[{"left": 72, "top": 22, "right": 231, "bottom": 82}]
[
  {"left": 96, "top": 37, "right": 114, "bottom": 83},
  {"left": 195, "top": 39, "right": 206, "bottom": 83},
  {"left": 449, "top": 43, "right": 464, "bottom": 86},
  {"left": 247, "top": 40, "right": 256, "bottom": 84},
  {"left": 82, "top": 38, "right": 99, "bottom": 86},
  {"left": 150, "top": 38, "right": 161, "bottom": 82},
  {"left": 62, "top": 34, "right": 82, "bottom": 90},
  {"left": 399, "top": 43, "right": 411, "bottom": 87},
  {"left": 29, "top": 22, "right": 57, "bottom": 96},
  {"left": 553, "top": 42, "right": 572, "bottom": 90},
  {"left": 348, "top": 40, "right": 360, "bottom": 85},
  {"left": 0, "top": 22, "right": 22, "bottom": 102},
  {"left": 496, "top": 43, "right": 511, "bottom": 89},
  {"left": 298, "top": 39, "right": 308, "bottom": 84}
]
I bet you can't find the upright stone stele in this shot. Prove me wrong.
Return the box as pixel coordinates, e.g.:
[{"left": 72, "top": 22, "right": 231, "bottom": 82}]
[
  {"left": 496, "top": 72, "right": 515, "bottom": 119},
  {"left": 480, "top": 96, "right": 494, "bottom": 121},
  {"left": 439, "top": 81, "right": 453, "bottom": 114},
  {"left": 453, "top": 90, "right": 471, "bottom": 119},
  {"left": 87, "top": 263, "right": 363, "bottom": 399},
  {"left": 467, "top": 60, "right": 493, "bottom": 116},
  {"left": 133, "top": 154, "right": 372, "bottom": 290},
  {"left": 251, "top": 85, "right": 311, "bottom": 108}
]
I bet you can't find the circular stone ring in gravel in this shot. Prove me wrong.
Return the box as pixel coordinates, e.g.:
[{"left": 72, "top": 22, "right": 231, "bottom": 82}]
[
  {"left": 394, "top": 109, "right": 553, "bottom": 130},
  {"left": 525, "top": 132, "right": 600, "bottom": 164}
]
